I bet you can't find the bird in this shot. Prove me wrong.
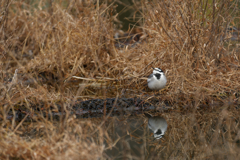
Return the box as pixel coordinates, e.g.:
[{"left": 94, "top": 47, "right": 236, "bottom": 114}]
[
  {"left": 144, "top": 113, "right": 168, "bottom": 139},
  {"left": 147, "top": 67, "right": 167, "bottom": 91}
]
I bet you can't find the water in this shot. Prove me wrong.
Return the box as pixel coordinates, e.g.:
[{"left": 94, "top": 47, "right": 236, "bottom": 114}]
[{"left": 103, "top": 114, "right": 169, "bottom": 159}]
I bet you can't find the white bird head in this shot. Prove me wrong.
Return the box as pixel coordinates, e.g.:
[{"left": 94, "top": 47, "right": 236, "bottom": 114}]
[{"left": 152, "top": 67, "right": 164, "bottom": 74}]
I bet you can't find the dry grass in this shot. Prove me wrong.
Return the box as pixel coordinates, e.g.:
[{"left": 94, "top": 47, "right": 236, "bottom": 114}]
[{"left": 0, "top": 0, "right": 240, "bottom": 159}]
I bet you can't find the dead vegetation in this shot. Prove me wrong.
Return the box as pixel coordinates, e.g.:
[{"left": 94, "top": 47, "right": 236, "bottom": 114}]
[{"left": 0, "top": 0, "right": 240, "bottom": 159}]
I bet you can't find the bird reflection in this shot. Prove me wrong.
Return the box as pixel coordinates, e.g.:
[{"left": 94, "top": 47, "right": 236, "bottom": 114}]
[{"left": 144, "top": 113, "right": 168, "bottom": 139}]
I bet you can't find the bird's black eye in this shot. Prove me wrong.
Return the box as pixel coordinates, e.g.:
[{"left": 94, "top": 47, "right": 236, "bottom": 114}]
[
  {"left": 154, "top": 73, "right": 161, "bottom": 79},
  {"left": 155, "top": 129, "right": 162, "bottom": 135}
]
